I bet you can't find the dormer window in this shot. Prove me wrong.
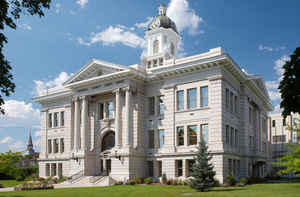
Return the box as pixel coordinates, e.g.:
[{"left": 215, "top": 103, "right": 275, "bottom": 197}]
[
  {"left": 159, "top": 58, "right": 163, "bottom": 66},
  {"left": 153, "top": 59, "right": 158, "bottom": 67},
  {"left": 147, "top": 61, "right": 151, "bottom": 69},
  {"left": 171, "top": 42, "right": 175, "bottom": 56},
  {"left": 153, "top": 40, "right": 159, "bottom": 54}
]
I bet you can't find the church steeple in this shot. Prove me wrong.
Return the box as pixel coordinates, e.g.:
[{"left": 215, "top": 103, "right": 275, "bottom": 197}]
[
  {"left": 26, "top": 131, "right": 35, "bottom": 157},
  {"left": 158, "top": 3, "right": 167, "bottom": 16}
]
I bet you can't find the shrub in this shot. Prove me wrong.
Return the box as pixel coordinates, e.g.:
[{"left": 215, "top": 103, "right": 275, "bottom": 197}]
[
  {"left": 58, "top": 176, "right": 67, "bottom": 183},
  {"left": 16, "top": 175, "right": 25, "bottom": 181},
  {"left": 171, "top": 179, "right": 179, "bottom": 185},
  {"left": 183, "top": 180, "right": 189, "bottom": 186},
  {"left": 128, "top": 179, "right": 136, "bottom": 185},
  {"left": 0, "top": 184, "right": 3, "bottom": 188},
  {"left": 144, "top": 177, "right": 153, "bottom": 184},
  {"left": 133, "top": 176, "right": 141, "bottom": 184},
  {"left": 114, "top": 181, "right": 124, "bottom": 185},
  {"left": 214, "top": 179, "right": 220, "bottom": 187},
  {"left": 162, "top": 173, "right": 167, "bottom": 184},
  {"left": 166, "top": 179, "right": 172, "bottom": 185},
  {"left": 239, "top": 177, "right": 248, "bottom": 186},
  {"left": 224, "top": 172, "right": 236, "bottom": 186},
  {"left": 14, "top": 181, "right": 53, "bottom": 191}
]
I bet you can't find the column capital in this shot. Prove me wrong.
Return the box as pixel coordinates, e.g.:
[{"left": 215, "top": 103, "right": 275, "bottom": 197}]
[
  {"left": 112, "top": 88, "right": 121, "bottom": 94},
  {"left": 72, "top": 96, "right": 80, "bottom": 102}
]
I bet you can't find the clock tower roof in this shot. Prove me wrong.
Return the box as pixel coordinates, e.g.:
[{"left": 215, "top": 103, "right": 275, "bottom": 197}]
[{"left": 148, "top": 4, "right": 178, "bottom": 34}]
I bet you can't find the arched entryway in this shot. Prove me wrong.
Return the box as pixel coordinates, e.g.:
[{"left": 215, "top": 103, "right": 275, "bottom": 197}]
[{"left": 99, "top": 130, "right": 115, "bottom": 175}]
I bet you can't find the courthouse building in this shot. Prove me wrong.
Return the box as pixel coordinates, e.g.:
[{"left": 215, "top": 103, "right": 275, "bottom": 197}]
[{"left": 34, "top": 4, "right": 273, "bottom": 184}]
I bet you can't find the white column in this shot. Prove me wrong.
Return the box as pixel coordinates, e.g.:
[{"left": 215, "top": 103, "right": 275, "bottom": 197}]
[
  {"left": 115, "top": 89, "right": 121, "bottom": 147},
  {"left": 81, "top": 96, "right": 88, "bottom": 151},
  {"left": 125, "top": 87, "right": 131, "bottom": 146},
  {"left": 74, "top": 97, "right": 80, "bottom": 152}
]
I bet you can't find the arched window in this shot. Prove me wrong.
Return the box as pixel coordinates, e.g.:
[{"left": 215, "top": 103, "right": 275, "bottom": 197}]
[
  {"left": 153, "top": 40, "right": 159, "bottom": 54},
  {"left": 170, "top": 42, "right": 175, "bottom": 56},
  {"left": 101, "top": 131, "right": 115, "bottom": 151}
]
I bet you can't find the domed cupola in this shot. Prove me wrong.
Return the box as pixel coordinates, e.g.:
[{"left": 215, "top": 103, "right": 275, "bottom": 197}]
[
  {"left": 141, "top": 3, "right": 181, "bottom": 70},
  {"left": 148, "top": 3, "right": 178, "bottom": 34}
]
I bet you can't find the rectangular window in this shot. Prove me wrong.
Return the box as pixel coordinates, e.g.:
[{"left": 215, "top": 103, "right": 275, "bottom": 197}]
[
  {"left": 235, "top": 129, "right": 238, "bottom": 147},
  {"left": 188, "top": 125, "right": 197, "bottom": 145},
  {"left": 48, "top": 113, "right": 52, "bottom": 128},
  {"left": 230, "top": 127, "right": 234, "bottom": 146},
  {"left": 234, "top": 96, "right": 238, "bottom": 113},
  {"left": 159, "top": 58, "right": 163, "bottom": 66},
  {"left": 225, "top": 125, "right": 229, "bottom": 144},
  {"left": 237, "top": 160, "right": 240, "bottom": 176},
  {"left": 228, "top": 159, "right": 232, "bottom": 174},
  {"left": 60, "top": 111, "right": 65, "bottom": 127},
  {"left": 292, "top": 132, "right": 297, "bottom": 143},
  {"left": 201, "top": 124, "right": 209, "bottom": 144},
  {"left": 225, "top": 88, "right": 229, "bottom": 109},
  {"left": 159, "top": 129, "right": 165, "bottom": 148},
  {"left": 54, "top": 139, "right": 59, "bottom": 153},
  {"left": 233, "top": 160, "right": 236, "bottom": 176},
  {"left": 46, "top": 163, "right": 50, "bottom": 176},
  {"left": 200, "top": 86, "right": 208, "bottom": 107},
  {"left": 158, "top": 161, "right": 162, "bottom": 177},
  {"left": 249, "top": 107, "right": 252, "bottom": 123},
  {"left": 272, "top": 120, "right": 276, "bottom": 127},
  {"left": 54, "top": 112, "right": 58, "bottom": 127},
  {"left": 51, "top": 163, "right": 57, "bottom": 176},
  {"left": 148, "top": 161, "right": 154, "bottom": 177},
  {"left": 177, "top": 90, "right": 184, "bottom": 111},
  {"left": 176, "top": 160, "right": 183, "bottom": 177},
  {"left": 187, "top": 88, "right": 197, "bottom": 109},
  {"left": 158, "top": 95, "right": 164, "bottom": 115},
  {"left": 48, "top": 139, "right": 52, "bottom": 153},
  {"left": 177, "top": 126, "right": 184, "bottom": 146},
  {"left": 60, "top": 138, "right": 64, "bottom": 153},
  {"left": 188, "top": 160, "right": 195, "bottom": 177},
  {"left": 273, "top": 135, "right": 286, "bottom": 143},
  {"left": 148, "top": 130, "right": 154, "bottom": 148},
  {"left": 148, "top": 97, "right": 155, "bottom": 115},
  {"left": 230, "top": 92, "right": 233, "bottom": 112},
  {"left": 98, "top": 103, "right": 104, "bottom": 120},
  {"left": 107, "top": 101, "right": 114, "bottom": 118}
]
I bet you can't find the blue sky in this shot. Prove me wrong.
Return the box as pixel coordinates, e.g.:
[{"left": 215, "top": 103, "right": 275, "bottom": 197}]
[{"left": 0, "top": 0, "right": 299, "bottom": 153}]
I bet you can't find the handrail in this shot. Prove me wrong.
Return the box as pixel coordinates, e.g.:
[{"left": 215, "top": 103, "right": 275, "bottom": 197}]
[{"left": 69, "top": 170, "right": 84, "bottom": 183}]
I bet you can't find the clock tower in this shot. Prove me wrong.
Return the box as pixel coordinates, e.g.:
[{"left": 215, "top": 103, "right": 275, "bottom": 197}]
[{"left": 141, "top": 3, "right": 181, "bottom": 69}]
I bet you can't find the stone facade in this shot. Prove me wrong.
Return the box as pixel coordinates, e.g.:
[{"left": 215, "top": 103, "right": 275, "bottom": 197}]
[{"left": 34, "top": 4, "right": 273, "bottom": 184}]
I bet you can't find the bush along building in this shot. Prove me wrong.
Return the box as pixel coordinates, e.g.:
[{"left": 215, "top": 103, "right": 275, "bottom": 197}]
[{"left": 33, "top": 4, "right": 273, "bottom": 185}]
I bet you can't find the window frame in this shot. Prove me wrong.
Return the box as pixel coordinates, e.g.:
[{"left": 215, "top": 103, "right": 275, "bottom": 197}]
[
  {"left": 176, "top": 90, "right": 184, "bottom": 111},
  {"left": 188, "top": 125, "right": 197, "bottom": 145},
  {"left": 200, "top": 86, "right": 208, "bottom": 107},
  {"left": 177, "top": 126, "right": 184, "bottom": 146},
  {"left": 187, "top": 88, "right": 197, "bottom": 109}
]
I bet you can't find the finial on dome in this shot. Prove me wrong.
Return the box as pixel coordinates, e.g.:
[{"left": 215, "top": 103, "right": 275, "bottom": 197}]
[{"left": 159, "top": 3, "right": 167, "bottom": 16}]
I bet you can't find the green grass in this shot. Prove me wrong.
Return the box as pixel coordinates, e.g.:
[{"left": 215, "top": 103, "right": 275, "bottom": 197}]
[
  {"left": 0, "top": 183, "right": 300, "bottom": 197},
  {"left": 0, "top": 180, "right": 24, "bottom": 188}
]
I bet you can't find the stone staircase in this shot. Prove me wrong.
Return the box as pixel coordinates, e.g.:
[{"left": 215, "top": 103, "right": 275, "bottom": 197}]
[{"left": 55, "top": 173, "right": 115, "bottom": 188}]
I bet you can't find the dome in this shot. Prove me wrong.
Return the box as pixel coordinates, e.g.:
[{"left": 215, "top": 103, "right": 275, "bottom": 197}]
[{"left": 147, "top": 4, "right": 178, "bottom": 34}]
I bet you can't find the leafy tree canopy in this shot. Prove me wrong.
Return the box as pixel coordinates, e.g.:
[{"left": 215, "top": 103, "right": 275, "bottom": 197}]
[
  {"left": 0, "top": 0, "right": 51, "bottom": 114},
  {"left": 279, "top": 47, "right": 300, "bottom": 118}
]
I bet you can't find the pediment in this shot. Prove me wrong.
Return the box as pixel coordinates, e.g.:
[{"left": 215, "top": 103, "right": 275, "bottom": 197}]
[{"left": 64, "top": 59, "right": 128, "bottom": 86}]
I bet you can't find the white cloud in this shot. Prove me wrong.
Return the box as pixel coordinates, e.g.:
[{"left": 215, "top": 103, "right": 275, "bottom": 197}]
[
  {"left": 78, "top": 25, "right": 146, "bottom": 48},
  {"left": 0, "top": 136, "right": 13, "bottom": 144},
  {"left": 20, "top": 23, "right": 32, "bottom": 30},
  {"left": 33, "top": 72, "right": 72, "bottom": 96},
  {"left": 55, "top": 3, "right": 62, "bottom": 13},
  {"left": 274, "top": 55, "right": 289, "bottom": 76},
  {"left": 167, "top": 0, "right": 204, "bottom": 35},
  {"left": 0, "top": 100, "right": 41, "bottom": 128},
  {"left": 135, "top": 17, "right": 153, "bottom": 29},
  {"left": 270, "top": 104, "right": 283, "bottom": 114},
  {"left": 258, "top": 44, "right": 286, "bottom": 52},
  {"left": 266, "top": 55, "right": 290, "bottom": 103},
  {"left": 35, "top": 130, "right": 42, "bottom": 137},
  {"left": 76, "top": 0, "right": 88, "bottom": 8},
  {"left": 9, "top": 140, "right": 25, "bottom": 152}
]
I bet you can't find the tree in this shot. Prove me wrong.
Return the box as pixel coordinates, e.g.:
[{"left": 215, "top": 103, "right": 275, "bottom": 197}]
[
  {"left": 278, "top": 47, "right": 300, "bottom": 118},
  {"left": 274, "top": 118, "right": 300, "bottom": 175},
  {"left": 189, "top": 138, "right": 216, "bottom": 192},
  {"left": 0, "top": 150, "right": 22, "bottom": 178},
  {"left": 0, "top": 0, "right": 51, "bottom": 114}
]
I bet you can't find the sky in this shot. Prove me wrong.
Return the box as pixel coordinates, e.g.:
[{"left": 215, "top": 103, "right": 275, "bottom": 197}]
[{"left": 0, "top": 0, "right": 299, "bottom": 153}]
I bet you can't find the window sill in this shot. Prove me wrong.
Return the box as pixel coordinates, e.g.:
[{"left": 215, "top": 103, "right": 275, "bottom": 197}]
[{"left": 175, "top": 107, "right": 210, "bottom": 113}]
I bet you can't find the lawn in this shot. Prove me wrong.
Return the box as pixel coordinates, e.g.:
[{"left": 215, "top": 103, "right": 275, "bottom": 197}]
[
  {"left": 0, "top": 183, "right": 300, "bottom": 197},
  {"left": 0, "top": 180, "right": 24, "bottom": 188}
]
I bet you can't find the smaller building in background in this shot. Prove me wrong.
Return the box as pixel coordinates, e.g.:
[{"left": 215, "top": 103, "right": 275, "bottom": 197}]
[
  {"left": 18, "top": 132, "right": 38, "bottom": 168},
  {"left": 268, "top": 113, "right": 299, "bottom": 176}
]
